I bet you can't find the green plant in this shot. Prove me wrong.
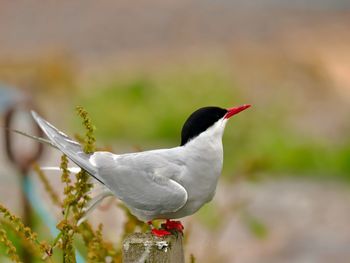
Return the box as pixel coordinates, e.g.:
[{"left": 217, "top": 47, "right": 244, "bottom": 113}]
[{"left": 0, "top": 107, "right": 145, "bottom": 262}]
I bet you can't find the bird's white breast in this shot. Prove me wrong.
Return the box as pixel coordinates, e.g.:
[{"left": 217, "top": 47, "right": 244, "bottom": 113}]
[{"left": 168, "top": 120, "right": 225, "bottom": 218}]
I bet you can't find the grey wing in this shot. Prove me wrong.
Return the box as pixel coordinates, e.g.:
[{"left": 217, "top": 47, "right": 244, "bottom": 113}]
[
  {"left": 91, "top": 152, "right": 188, "bottom": 214},
  {"left": 31, "top": 111, "right": 105, "bottom": 184}
]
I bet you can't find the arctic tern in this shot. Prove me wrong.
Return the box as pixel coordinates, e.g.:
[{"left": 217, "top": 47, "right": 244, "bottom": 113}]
[{"left": 31, "top": 105, "right": 251, "bottom": 236}]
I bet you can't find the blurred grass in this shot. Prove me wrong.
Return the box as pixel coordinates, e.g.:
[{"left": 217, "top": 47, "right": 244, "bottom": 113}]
[
  {"left": 74, "top": 65, "right": 350, "bottom": 181},
  {"left": 242, "top": 212, "right": 269, "bottom": 239},
  {"left": 76, "top": 68, "right": 239, "bottom": 142}
]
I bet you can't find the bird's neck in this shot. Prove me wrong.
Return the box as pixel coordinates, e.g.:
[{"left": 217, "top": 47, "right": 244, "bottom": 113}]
[
  {"left": 183, "top": 120, "right": 225, "bottom": 154},
  {"left": 180, "top": 120, "right": 225, "bottom": 206}
]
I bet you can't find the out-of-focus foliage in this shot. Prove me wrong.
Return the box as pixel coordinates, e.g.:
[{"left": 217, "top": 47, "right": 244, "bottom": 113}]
[
  {"left": 0, "top": 54, "right": 77, "bottom": 98},
  {"left": 0, "top": 107, "right": 146, "bottom": 262},
  {"left": 77, "top": 67, "right": 238, "bottom": 142},
  {"left": 242, "top": 212, "right": 268, "bottom": 239}
]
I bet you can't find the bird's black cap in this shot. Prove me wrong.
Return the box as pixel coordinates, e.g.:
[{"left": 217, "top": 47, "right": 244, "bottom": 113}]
[{"left": 180, "top": 106, "right": 227, "bottom": 146}]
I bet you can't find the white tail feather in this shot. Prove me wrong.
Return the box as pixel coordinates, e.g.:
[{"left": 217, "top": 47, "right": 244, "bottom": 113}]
[
  {"left": 77, "top": 190, "right": 113, "bottom": 226},
  {"left": 40, "top": 166, "right": 82, "bottom": 174}
]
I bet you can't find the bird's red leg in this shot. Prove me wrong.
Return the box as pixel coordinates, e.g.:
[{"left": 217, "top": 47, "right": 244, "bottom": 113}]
[
  {"left": 148, "top": 221, "right": 171, "bottom": 237},
  {"left": 163, "top": 219, "right": 184, "bottom": 233}
]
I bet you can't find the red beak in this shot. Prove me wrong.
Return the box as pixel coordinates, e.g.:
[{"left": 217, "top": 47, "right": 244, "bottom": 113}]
[{"left": 224, "top": 104, "right": 251, "bottom": 119}]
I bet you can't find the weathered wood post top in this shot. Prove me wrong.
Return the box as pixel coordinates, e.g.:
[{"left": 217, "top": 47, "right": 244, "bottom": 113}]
[{"left": 122, "top": 233, "right": 184, "bottom": 263}]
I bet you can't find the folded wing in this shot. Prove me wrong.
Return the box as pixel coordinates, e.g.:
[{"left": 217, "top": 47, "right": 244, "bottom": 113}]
[{"left": 91, "top": 152, "right": 188, "bottom": 214}]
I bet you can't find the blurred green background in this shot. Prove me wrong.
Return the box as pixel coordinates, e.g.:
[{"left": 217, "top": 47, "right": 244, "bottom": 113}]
[{"left": 1, "top": 1, "right": 350, "bottom": 262}]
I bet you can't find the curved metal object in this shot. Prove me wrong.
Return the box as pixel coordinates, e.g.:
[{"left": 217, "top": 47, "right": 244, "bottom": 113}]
[
  {"left": 2, "top": 102, "right": 45, "bottom": 263},
  {"left": 4, "top": 103, "right": 44, "bottom": 173}
]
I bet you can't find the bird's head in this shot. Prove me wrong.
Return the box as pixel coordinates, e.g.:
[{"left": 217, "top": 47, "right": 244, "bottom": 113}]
[{"left": 180, "top": 104, "right": 251, "bottom": 146}]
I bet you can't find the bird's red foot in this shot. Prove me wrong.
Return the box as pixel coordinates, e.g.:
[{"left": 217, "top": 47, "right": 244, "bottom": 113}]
[
  {"left": 148, "top": 220, "right": 184, "bottom": 237},
  {"left": 151, "top": 228, "right": 172, "bottom": 237},
  {"left": 163, "top": 220, "right": 184, "bottom": 233}
]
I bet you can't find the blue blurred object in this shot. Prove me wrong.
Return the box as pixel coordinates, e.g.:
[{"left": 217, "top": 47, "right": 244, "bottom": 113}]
[
  {"left": 25, "top": 173, "right": 85, "bottom": 263},
  {"left": 0, "top": 84, "right": 25, "bottom": 114}
]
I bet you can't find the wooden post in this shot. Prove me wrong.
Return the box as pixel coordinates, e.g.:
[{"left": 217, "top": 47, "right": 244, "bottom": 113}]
[{"left": 122, "top": 233, "right": 184, "bottom": 263}]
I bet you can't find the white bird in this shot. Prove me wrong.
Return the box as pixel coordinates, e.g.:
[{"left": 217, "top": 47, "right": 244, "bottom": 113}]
[{"left": 31, "top": 105, "right": 251, "bottom": 236}]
